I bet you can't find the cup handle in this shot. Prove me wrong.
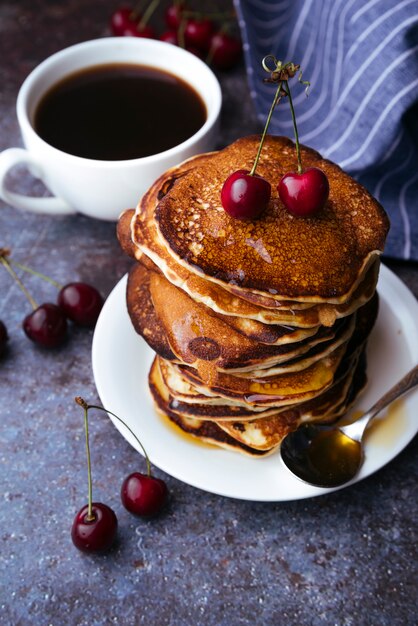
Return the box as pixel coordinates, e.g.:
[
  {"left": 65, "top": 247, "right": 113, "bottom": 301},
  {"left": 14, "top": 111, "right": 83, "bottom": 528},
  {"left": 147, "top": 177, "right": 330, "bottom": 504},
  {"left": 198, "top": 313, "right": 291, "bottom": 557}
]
[{"left": 0, "top": 148, "right": 76, "bottom": 215}]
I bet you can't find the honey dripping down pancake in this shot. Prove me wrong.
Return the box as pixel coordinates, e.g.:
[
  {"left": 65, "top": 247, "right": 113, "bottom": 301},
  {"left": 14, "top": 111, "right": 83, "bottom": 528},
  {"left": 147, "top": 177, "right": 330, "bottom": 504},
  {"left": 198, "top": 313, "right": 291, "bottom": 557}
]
[{"left": 119, "top": 134, "right": 389, "bottom": 456}]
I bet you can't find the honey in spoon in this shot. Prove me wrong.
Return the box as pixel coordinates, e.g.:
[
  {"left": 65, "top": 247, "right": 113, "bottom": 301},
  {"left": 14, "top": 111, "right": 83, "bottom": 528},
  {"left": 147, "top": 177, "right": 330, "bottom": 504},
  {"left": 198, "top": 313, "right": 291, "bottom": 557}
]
[
  {"left": 280, "top": 363, "right": 418, "bottom": 488},
  {"left": 280, "top": 424, "right": 362, "bottom": 488}
]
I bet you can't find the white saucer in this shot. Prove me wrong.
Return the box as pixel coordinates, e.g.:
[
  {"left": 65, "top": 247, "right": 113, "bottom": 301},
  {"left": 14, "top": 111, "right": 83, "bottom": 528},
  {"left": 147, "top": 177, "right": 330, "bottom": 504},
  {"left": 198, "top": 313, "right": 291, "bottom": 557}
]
[{"left": 92, "top": 264, "right": 418, "bottom": 501}]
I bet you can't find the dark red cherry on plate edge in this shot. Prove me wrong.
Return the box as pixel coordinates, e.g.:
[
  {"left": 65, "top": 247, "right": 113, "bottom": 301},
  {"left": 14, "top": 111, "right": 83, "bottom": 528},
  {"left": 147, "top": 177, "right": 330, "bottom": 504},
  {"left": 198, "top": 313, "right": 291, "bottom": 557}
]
[{"left": 220, "top": 57, "right": 329, "bottom": 221}]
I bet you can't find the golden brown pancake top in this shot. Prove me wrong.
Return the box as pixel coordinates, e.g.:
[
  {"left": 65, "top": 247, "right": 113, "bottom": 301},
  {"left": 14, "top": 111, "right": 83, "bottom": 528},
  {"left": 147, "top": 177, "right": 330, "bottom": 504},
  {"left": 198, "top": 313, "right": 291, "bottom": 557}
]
[{"left": 154, "top": 135, "right": 389, "bottom": 299}]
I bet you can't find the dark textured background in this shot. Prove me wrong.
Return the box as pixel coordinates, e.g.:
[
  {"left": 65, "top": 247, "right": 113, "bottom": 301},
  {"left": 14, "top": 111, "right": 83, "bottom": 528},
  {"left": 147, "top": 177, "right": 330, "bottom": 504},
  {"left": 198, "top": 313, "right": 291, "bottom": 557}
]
[{"left": 0, "top": 2, "right": 417, "bottom": 625}]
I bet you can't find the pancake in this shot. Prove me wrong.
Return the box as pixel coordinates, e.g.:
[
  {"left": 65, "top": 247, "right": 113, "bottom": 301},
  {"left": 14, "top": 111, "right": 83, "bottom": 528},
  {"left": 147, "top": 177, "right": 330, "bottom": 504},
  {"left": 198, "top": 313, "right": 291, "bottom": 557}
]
[
  {"left": 123, "top": 142, "right": 378, "bottom": 327},
  {"left": 126, "top": 260, "right": 354, "bottom": 375},
  {"left": 216, "top": 348, "right": 368, "bottom": 451},
  {"left": 119, "top": 134, "right": 388, "bottom": 456},
  {"left": 149, "top": 346, "right": 368, "bottom": 453},
  {"left": 135, "top": 135, "right": 388, "bottom": 303},
  {"left": 176, "top": 341, "right": 347, "bottom": 408},
  {"left": 157, "top": 347, "right": 361, "bottom": 423},
  {"left": 124, "top": 153, "right": 383, "bottom": 326},
  {"left": 149, "top": 356, "right": 274, "bottom": 456},
  {"left": 126, "top": 261, "right": 175, "bottom": 361},
  {"left": 158, "top": 294, "right": 377, "bottom": 417}
]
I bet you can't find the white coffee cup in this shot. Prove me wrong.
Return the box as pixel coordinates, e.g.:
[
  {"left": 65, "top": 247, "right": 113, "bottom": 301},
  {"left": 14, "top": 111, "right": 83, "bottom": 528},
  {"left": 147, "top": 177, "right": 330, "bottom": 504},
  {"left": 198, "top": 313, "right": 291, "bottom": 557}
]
[{"left": 0, "top": 37, "right": 222, "bottom": 221}]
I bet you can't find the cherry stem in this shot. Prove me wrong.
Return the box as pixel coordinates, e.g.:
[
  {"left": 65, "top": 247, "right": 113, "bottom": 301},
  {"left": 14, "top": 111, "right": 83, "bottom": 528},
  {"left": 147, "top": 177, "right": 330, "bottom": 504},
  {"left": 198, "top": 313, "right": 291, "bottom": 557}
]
[
  {"left": 0, "top": 254, "right": 38, "bottom": 310},
  {"left": 205, "top": 22, "right": 232, "bottom": 66},
  {"left": 75, "top": 397, "right": 152, "bottom": 477},
  {"left": 138, "top": 0, "right": 159, "bottom": 29},
  {"left": 8, "top": 259, "right": 62, "bottom": 290},
  {"left": 283, "top": 81, "right": 302, "bottom": 174},
  {"left": 249, "top": 81, "right": 284, "bottom": 176},
  {"left": 131, "top": 0, "right": 146, "bottom": 21},
  {"left": 178, "top": 18, "right": 186, "bottom": 48},
  {"left": 81, "top": 403, "right": 94, "bottom": 521}
]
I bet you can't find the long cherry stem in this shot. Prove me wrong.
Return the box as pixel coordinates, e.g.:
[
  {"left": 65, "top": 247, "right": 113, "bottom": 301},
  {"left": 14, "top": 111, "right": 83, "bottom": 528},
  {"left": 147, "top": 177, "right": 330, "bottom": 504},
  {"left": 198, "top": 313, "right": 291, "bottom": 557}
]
[
  {"left": 75, "top": 398, "right": 152, "bottom": 477},
  {"left": 283, "top": 81, "right": 302, "bottom": 174},
  {"left": 249, "top": 81, "right": 284, "bottom": 176},
  {"left": 8, "top": 259, "right": 62, "bottom": 289},
  {"left": 178, "top": 18, "right": 186, "bottom": 48},
  {"left": 0, "top": 255, "right": 38, "bottom": 310},
  {"left": 82, "top": 404, "right": 94, "bottom": 521},
  {"left": 138, "top": 0, "right": 159, "bottom": 28}
]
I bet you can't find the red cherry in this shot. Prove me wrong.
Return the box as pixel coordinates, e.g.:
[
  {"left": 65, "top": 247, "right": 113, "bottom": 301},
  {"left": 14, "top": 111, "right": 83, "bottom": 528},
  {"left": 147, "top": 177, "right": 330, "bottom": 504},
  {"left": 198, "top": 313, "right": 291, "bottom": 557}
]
[
  {"left": 109, "top": 7, "right": 133, "bottom": 36},
  {"left": 160, "top": 30, "right": 178, "bottom": 45},
  {"left": 0, "top": 320, "right": 9, "bottom": 357},
  {"left": 165, "top": 4, "right": 185, "bottom": 30},
  {"left": 184, "top": 18, "right": 214, "bottom": 52},
  {"left": 23, "top": 303, "right": 67, "bottom": 348},
  {"left": 71, "top": 503, "right": 117, "bottom": 553},
  {"left": 221, "top": 169, "right": 271, "bottom": 220},
  {"left": 122, "top": 22, "right": 156, "bottom": 38},
  {"left": 278, "top": 167, "right": 329, "bottom": 217},
  {"left": 210, "top": 32, "right": 242, "bottom": 70},
  {"left": 121, "top": 472, "right": 168, "bottom": 517},
  {"left": 58, "top": 282, "right": 103, "bottom": 327}
]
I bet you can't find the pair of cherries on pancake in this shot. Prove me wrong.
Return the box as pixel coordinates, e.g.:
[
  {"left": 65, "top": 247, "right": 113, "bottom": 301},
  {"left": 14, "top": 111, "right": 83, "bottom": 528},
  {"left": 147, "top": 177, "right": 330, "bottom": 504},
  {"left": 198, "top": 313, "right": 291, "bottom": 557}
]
[
  {"left": 221, "top": 167, "right": 329, "bottom": 220},
  {"left": 221, "top": 56, "right": 329, "bottom": 220},
  {"left": 71, "top": 398, "right": 168, "bottom": 553}
]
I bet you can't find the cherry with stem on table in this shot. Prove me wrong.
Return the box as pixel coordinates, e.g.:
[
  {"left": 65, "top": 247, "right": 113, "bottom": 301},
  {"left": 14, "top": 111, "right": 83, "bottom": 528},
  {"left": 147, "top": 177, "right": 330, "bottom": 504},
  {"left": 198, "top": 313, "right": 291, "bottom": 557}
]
[
  {"left": 72, "top": 398, "right": 118, "bottom": 553},
  {"left": 0, "top": 248, "right": 104, "bottom": 348},
  {"left": 207, "top": 30, "right": 242, "bottom": 71},
  {"left": 72, "top": 397, "right": 168, "bottom": 548},
  {"left": 110, "top": 2, "right": 243, "bottom": 70},
  {"left": 110, "top": 0, "right": 160, "bottom": 38},
  {"left": 0, "top": 250, "right": 67, "bottom": 348}
]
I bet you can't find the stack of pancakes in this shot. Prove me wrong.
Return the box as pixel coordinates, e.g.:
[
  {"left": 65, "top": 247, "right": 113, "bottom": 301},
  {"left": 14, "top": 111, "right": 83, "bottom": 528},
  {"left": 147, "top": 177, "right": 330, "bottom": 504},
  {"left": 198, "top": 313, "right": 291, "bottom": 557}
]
[{"left": 117, "top": 135, "right": 389, "bottom": 457}]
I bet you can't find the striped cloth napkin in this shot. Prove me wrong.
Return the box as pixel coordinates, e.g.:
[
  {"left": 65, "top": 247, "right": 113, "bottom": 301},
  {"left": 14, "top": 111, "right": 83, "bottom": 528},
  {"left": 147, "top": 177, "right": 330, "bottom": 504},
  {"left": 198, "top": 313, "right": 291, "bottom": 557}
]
[{"left": 235, "top": 0, "right": 418, "bottom": 261}]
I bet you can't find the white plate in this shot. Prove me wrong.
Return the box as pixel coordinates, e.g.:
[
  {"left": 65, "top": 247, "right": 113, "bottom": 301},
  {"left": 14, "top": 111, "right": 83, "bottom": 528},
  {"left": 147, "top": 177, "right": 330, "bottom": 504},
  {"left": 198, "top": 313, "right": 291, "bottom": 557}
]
[{"left": 92, "top": 264, "right": 418, "bottom": 501}]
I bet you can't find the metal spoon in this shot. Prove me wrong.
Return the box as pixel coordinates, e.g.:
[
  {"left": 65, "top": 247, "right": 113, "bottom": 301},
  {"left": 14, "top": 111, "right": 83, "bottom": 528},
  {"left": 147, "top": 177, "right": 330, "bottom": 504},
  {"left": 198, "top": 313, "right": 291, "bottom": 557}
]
[{"left": 280, "top": 363, "right": 418, "bottom": 488}]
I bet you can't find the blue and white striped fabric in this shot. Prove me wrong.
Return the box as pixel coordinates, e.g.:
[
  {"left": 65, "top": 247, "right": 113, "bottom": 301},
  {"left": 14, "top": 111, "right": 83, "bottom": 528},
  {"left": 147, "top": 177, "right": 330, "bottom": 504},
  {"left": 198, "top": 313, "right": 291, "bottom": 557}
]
[{"left": 235, "top": 0, "right": 418, "bottom": 260}]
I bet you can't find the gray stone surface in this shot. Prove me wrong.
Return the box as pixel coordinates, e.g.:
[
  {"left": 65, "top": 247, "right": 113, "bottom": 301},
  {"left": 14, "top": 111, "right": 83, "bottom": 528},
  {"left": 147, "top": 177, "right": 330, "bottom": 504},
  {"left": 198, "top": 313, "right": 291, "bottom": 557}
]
[{"left": 0, "top": 2, "right": 417, "bottom": 625}]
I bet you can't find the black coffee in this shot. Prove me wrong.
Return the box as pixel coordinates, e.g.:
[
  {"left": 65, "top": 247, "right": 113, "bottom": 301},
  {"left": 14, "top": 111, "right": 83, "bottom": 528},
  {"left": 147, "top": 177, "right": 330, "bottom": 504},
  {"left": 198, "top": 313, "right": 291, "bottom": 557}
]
[{"left": 34, "top": 63, "right": 207, "bottom": 160}]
